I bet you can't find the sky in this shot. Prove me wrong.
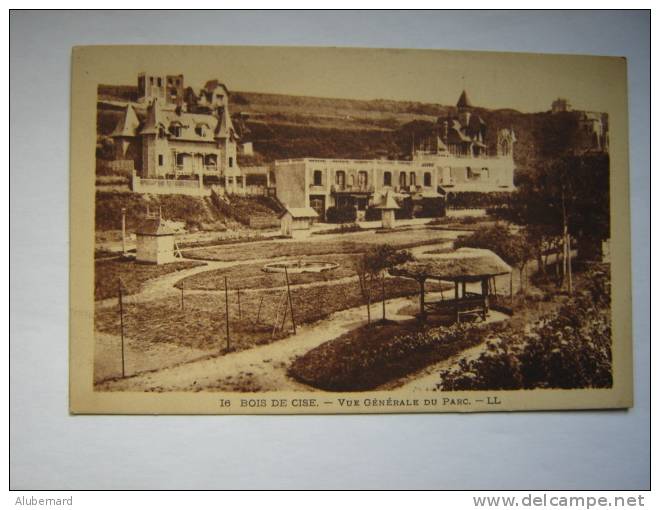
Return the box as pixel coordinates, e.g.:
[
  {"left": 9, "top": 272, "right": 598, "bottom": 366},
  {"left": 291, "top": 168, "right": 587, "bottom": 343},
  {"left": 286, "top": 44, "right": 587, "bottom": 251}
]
[{"left": 92, "top": 45, "right": 624, "bottom": 114}]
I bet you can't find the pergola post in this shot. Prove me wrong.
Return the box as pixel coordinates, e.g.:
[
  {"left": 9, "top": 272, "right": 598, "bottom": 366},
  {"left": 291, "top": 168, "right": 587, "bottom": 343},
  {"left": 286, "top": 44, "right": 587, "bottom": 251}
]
[
  {"left": 481, "top": 277, "right": 489, "bottom": 320},
  {"left": 454, "top": 281, "right": 460, "bottom": 324},
  {"left": 419, "top": 278, "right": 426, "bottom": 320}
]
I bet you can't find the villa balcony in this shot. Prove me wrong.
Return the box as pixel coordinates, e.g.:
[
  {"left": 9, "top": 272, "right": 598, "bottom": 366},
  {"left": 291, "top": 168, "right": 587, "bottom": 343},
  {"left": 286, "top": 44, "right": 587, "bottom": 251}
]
[
  {"left": 172, "top": 164, "right": 221, "bottom": 175},
  {"left": 330, "top": 184, "right": 375, "bottom": 194}
]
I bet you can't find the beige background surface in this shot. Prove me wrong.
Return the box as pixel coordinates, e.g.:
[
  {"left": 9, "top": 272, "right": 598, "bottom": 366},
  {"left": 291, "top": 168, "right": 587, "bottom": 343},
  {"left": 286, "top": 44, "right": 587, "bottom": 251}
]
[
  {"left": 11, "top": 11, "right": 649, "bottom": 489},
  {"left": 70, "top": 45, "right": 632, "bottom": 415}
]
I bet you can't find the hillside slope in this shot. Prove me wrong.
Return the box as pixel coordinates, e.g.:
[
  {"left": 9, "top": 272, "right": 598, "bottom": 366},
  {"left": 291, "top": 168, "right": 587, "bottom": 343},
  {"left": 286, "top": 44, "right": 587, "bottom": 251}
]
[{"left": 97, "top": 85, "right": 593, "bottom": 173}]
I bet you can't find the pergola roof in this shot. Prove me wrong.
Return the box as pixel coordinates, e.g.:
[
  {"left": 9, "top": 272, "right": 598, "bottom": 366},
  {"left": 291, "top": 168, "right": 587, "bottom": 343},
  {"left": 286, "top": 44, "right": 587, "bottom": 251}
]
[{"left": 389, "top": 248, "right": 511, "bottom": 282}]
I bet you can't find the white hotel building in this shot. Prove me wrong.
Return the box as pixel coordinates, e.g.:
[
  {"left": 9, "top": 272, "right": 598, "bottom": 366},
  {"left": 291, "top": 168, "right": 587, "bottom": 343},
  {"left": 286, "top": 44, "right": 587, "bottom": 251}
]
[{"left": 273, "top": 91, "right": 517, "bottom": 221}]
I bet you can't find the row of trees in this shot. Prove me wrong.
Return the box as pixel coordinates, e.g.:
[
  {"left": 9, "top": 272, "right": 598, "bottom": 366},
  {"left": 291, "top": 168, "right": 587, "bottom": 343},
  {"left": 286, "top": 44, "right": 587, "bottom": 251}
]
[{"left": 478, "top": 152, "right": 611, "bottom": 292}]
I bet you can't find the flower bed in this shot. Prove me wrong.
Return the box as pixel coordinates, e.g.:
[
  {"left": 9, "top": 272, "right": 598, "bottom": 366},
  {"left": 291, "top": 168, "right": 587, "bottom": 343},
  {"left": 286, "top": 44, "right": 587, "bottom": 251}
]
[
  {"left": 289, "top": 319, "right": 507, "bottom": 391},
  {"left": 95, "top": 277, "right": 434, "bottom": 352}
]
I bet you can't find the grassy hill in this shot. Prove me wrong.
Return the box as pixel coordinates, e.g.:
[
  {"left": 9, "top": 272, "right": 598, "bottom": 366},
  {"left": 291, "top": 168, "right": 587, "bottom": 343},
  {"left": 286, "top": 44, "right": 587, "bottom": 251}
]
[{"left": 97, "top": 85, "right": 588, "bottom": 173}]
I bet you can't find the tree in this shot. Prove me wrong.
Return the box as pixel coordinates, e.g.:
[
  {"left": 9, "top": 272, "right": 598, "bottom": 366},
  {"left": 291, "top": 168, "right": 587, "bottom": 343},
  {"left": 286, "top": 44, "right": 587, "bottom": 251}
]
[{"left": 491, "top": 153, "right": 610, "bottom": 291}]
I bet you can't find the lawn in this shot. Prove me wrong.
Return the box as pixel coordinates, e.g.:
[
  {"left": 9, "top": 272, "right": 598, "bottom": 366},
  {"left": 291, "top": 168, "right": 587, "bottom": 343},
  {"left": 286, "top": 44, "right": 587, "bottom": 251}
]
[
  {"left": 94, "top": 277, "right": 443, "bottom": 353},
  {"left": 95, "top": 258, "right": 206, "bottom": 301},
  {"left": 183, "top": 227, "right": 459, "bottom": 262},
  {"left": 175, "top": 254, "right": 360, "bottom": 291}
]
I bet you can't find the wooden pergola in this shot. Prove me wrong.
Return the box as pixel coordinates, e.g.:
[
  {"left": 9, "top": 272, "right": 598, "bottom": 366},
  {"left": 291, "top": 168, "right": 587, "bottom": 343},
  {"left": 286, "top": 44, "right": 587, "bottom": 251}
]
[{"left": 390, "top": 248, "right": 512, "bottom": 323}]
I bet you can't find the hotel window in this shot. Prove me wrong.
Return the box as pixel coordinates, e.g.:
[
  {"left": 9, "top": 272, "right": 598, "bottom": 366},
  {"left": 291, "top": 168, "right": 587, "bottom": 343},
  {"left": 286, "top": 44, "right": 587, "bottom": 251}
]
[
  {"left": 157, "top": 77, "right": 162, "bottom": 87},
  {"left": 313, "top": 170, "right": 323, "bottom": 186},
  {"left": 399, "top": 172, "right": 407, "bottom": 188},
  {"left": 336, "top": 171, "right": 346, "bottom": 188},
  {"left": 409, "top": 172, "right": 416, "bottom": 186},
  {"left": 158, "top": 155, "right": 163, "bottom": 166},
  {"left": 358, "top": 171, "right": 368, "bottom": 188},
  {"left": 383, "top": 171, "right": 392, "bottom": 186},
  {"left": 481, "top": 168, "right": 489, "bottom": 180},
  {"left": 424, "top": 172, "right": 432, "bottom": 187}
]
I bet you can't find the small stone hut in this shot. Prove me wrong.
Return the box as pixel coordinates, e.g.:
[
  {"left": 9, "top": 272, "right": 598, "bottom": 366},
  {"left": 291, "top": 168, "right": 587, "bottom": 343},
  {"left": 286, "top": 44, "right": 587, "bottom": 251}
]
[
  {"left": 135, "top": 217, "right": 176, "bottom": 264},
  {"left": 390, "top": 248, "right": 512, "bottom": 323},
  {"left": 375, "top": 191, "right": 400, "bottom": 229},
  {"left": 280, "top": 207, "right": 318, "bottom": 238}
]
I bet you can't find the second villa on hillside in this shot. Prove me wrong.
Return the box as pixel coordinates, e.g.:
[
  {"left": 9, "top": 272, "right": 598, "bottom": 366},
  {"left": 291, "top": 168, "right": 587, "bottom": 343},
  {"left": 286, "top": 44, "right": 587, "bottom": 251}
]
[{"left": 274, "top": 90, "right": 517, "bottom": 221}]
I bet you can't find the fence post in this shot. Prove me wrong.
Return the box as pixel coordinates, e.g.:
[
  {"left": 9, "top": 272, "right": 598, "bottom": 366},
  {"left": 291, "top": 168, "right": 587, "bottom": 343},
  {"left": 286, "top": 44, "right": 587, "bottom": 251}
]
[
  {"left": 382, "top": 276, "right": 386, "bottom": 321},
  {"left": 121, "top": 207, "right": 127, "bottom": 255},
  {"left": 224, "top": 276, "right": 230, "bottom": 351},
  {"left": 118, "top": 280, "right": 125, "bottom": 378},
  {"left": 254, "top": 296, "right": 264, "bottom": 332},
  {"left": 237, "top": 288, "right": 242, "bottom": 321},
  {"left": 180, "top": 280, "right": 184, "bottom": 310},
  {"left": 284, "top": 267, "right": 296, "bottom": 334}
]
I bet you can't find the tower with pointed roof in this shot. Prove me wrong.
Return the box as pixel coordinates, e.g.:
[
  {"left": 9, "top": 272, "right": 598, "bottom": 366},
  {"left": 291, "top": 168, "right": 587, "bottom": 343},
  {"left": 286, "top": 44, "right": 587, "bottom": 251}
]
[
  {"left": 108, "top": 72, "right": 246, "bottom": 192},
  {"left": 456, "top": 89, "right": 473, "bottom": 128}
]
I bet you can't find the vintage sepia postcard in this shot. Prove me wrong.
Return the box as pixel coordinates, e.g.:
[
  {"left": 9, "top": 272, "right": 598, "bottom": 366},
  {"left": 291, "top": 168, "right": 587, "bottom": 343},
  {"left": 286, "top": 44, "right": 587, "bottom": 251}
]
[{"left": 70, "top": 45, "right": 632, "bottom": 414}]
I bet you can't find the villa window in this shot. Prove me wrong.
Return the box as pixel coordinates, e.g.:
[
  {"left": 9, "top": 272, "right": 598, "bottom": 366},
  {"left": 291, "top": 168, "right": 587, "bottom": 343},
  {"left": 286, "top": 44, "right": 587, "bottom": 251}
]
[
  {"left": 158, "top": 155, "right": 163, "bottom": 166},
  {"left": 383, "top": 171, "right": 392, "bottom": 186},
  {"left": 229, "top": 157, "right": 233, "bottom": 168},
  {"left": 424, "top": 172, "right": 432, "bottom": 187},
  {"left": 399, "top": 172, "right": 407, "bottom": 188},
  {"left": 313, "top": 170, "right": 323, "bottom": 186},
  {"left": 195, "top": 125, "right": 207, "bottom": 137},
  {"left": 169, "top": 124, "right": 182, "bottom": 137},
  {"left": 336, "top": 171, "right": 346, "bottom": 188},
  {"left": 204, "top": 154, "right": 217, "bottom": 167},
  {"left": 176, "top": 153, "right": 186, "bottom": 167}
]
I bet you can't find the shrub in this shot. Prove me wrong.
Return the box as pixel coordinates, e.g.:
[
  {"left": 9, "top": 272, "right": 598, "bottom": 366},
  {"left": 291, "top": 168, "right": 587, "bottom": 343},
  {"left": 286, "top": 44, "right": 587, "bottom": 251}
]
[
  {"left": 364, "top": 206, "right": 381, "bottom": 222},
  {"left": 416, "top": 197, "right": 446, "bottom": 218},
  {"left": 439, "top": 266, "right": 612, "bottom": 390},
  {"left": 454, "top": 224, "right": 531, "bottom": 269},
  {"left": 395, "top": 197, "right": 414, "bottom": 219},
  {"left": 326, "top": 205, "right": 357, "bottom": 224},
  {"left": 445, "top": 191, "right": 512, "bottom": 210}
]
